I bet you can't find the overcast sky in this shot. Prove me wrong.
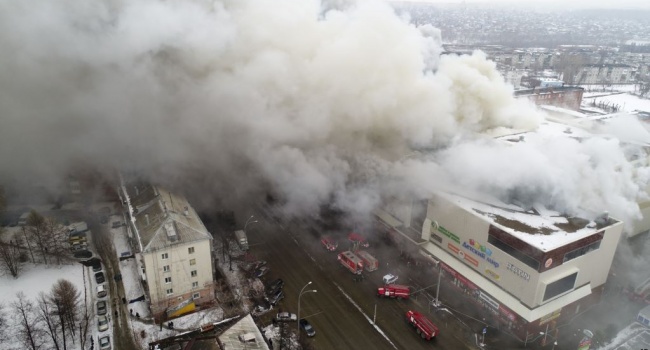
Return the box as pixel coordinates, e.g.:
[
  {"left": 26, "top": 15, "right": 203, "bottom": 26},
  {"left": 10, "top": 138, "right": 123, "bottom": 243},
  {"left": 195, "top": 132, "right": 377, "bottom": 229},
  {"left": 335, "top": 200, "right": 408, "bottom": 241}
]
[{"left": 400, "top": 0, "right": 650, "bottom": 10}]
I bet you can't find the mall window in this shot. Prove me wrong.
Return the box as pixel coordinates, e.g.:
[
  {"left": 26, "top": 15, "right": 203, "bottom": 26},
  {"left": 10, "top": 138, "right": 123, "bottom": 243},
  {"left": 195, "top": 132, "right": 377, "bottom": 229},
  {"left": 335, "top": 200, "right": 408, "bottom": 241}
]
[
  {"left": 192, "top": 281, "right": 199, "bottom": 288},
  {"left": 163, "top": 265, "right": 170, "bottom": 272},
  {"left": 166, "top": 288, "right": 173, "bottom": 295},
  {"left": 193, "top": 293, "right": 200, "bottom": 299},
  {"left": 563, "top": 240, "right": 601, "bottom": 263},
  {"left": 190, "top": 259, "right": 196, "bottom": 266},
  {"left": 164, "top": 277, "right": 172, "bottom": 284},
  {"left": 488, "top": 236, "right": 540, "bottom": 270},
  {"left": 188, "top": 247, "right": 195, "bottom": 254},
  {"left": 191, "top": 270, "right": 197, "bottom": 277},
  {"left": 543, "top": 272, "right": 578, "bottom": 301},
  {"left": 161, "top": 252, "right": 168, "bottom": 260}
]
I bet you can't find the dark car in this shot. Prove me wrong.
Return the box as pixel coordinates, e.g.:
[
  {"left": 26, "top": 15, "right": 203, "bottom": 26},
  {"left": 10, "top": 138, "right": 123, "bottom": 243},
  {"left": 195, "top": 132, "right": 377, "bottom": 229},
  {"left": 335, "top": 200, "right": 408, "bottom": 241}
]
[
  {"left": 255, "top": 266, "right": 270, "bottom": 278},
  {"left": 95, "top": 272, "right": 105, "bottom": 284},
  {"left": 73, "top": 250, "right": 93, "bottom": 259},
  {"left": 300, "top": 319, "right": 316, "bottom": 337},
  {"left": 96, "top": 300, "right": 107, "bottom": 316},
  {"left": 266, "top": 289, "right": 284, "bottom": 306},
  {"left": 251, "top": 302, "right": 273, "bottom": 316},
  {"left": 92, "top": 263, "right": 102, "bottom": 273},
  {"left": 266, "top": 284, "right": 283, "bottom": 299},
  {"left": 266, "top": 278, "right": 284, "bottom": 293}
]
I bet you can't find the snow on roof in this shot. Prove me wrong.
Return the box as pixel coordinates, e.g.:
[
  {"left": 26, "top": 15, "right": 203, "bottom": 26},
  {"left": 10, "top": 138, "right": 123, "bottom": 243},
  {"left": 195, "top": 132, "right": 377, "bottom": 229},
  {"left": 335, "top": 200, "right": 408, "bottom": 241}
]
[
  {"left": 218, "top": 314, "right": 269, "bottom": 350},
  {"left": 439, "top": 192, "right": 617, "bottom": 252}
]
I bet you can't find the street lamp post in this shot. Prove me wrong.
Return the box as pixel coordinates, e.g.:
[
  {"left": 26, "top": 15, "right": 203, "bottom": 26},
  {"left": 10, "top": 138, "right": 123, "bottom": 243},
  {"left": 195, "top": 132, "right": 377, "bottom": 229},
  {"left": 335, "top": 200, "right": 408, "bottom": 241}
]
[
  {"left": 297, "top": 281, "right": 317, "bottom": 328},
  {"left": 244, "top": 215, "right": 258, "bottom": 232}
]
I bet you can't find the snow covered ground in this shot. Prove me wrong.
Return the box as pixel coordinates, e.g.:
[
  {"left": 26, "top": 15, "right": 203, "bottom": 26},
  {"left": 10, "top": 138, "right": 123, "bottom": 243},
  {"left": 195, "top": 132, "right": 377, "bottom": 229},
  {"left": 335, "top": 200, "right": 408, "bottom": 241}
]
[
  {"left": 583, "top": 92, "right": 650, "bottom": 113},
  {"left": 0, "top": 262, "right": 88, "bottom": 350}
]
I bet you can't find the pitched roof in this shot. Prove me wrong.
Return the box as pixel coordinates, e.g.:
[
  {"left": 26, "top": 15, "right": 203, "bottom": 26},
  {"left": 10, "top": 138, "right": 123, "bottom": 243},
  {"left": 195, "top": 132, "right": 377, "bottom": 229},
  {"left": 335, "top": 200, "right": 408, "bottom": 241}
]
[{"left": 125, "top": 183, "right": 211, "bottom": 253}]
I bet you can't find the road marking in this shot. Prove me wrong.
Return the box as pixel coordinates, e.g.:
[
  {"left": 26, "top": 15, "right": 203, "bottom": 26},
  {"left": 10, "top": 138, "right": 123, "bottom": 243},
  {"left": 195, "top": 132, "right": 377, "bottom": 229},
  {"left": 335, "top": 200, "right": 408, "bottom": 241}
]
[{"left": 333, "top": 283, "right": 398, "bottom": 350}]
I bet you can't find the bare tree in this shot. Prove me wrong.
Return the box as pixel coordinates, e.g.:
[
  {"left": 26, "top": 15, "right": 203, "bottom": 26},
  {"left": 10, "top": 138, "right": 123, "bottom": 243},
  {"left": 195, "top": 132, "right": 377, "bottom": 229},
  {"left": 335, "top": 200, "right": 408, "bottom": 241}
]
[
  {"left": 0, "top": 238, "right": 22, "bottom": 278},
  {"left": 21, "top": 226, "right": 36, "bottom": 263},
  {"left": 0, "top": 302, "right": 7, "bottom": 345},
  {"left": 50, "top": 279, "right": 80, "bottom": 346},
  {"left": 12, "top": 292, "right": 44, "bottom": 350},
  {"left": 36, "top": 292, "right": 61, "bottom": 350},
  {"left": 43, "top": 218, "right": 68, "bottom": 265},
  {"left": 26, "top": 210, "right": 49, "bottom": 264}
]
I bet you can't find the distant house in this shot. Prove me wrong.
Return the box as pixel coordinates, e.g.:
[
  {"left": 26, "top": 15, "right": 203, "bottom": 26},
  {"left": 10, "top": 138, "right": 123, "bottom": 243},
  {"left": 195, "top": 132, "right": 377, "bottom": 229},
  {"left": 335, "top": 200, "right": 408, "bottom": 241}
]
[{"left": 119, "top": 183, "right": 216, "bottom": 321}]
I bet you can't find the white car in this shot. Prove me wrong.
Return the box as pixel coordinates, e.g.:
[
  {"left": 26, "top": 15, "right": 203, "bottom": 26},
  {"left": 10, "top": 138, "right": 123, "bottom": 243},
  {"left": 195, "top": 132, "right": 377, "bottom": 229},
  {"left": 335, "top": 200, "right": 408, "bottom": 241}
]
[
  {"left": 97, "top": 315, "right": 109, "bottom": 332},
  {"left": 383, "top": 274, "right": 398, "bottom": 285}
]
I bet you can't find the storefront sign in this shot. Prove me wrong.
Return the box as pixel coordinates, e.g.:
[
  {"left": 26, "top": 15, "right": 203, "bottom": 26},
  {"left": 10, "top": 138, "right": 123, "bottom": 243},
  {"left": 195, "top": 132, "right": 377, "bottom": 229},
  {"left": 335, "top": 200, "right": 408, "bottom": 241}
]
[
  {"left": 437, "top": 225, "right": 461, "bottom": 243},
  {"left": 448, "top": 243, "right": 479, "bottom": 267},
  {"left": 485, "top": 269, "right": 500, "bottom": 281},
  {"left": 506, "top": 262, "right": 530, "bottom": 281},
  {"left": 462, "top": 240, "right": 500, "bottom": 268},
  {"left": 441, "top": 262, "right": 478, "bottom": 290},
  {"left": 539, "top": 308, "right": 562, "bottom": 326},
  {"left": 479, "top": 291, "right": 500, "bottom": 310},
  {"left": 499, "top": 305, "right": 516, "bottom": 322}
]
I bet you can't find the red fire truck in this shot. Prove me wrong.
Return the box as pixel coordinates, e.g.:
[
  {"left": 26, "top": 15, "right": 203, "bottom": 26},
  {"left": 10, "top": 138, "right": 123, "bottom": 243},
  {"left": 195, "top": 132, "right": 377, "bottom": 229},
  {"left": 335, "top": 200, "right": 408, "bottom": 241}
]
[
  {"left": 377, "top": 284, "right": 410, "bottom": 299},
  {"left": 320, "top": 236, "right": 338, "bottom": 251},
  {"left": 406, "top": 310, "right": 438, "bottom": 340},
  {"left": 356, "top": 250, "right": 379, "bottom": 272},
  {"left": 338, "top": 251, "right": 364, "bottom": 275},
  {"left": 348, "top": 232, "right": 369, "bottom": 248}
]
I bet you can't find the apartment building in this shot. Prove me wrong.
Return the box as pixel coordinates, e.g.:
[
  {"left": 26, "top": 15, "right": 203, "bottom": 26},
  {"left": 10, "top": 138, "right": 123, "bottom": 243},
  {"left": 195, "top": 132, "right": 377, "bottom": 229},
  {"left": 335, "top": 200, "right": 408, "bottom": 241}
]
[
  {"left": 514, "top": 86, "right": 584, "bottom": 111},
  {"left": 576, "top": 64, "right": 634, "bottom": 85},
  {"left": 120, "top": 183, "right": 215, "bottom": 321}
]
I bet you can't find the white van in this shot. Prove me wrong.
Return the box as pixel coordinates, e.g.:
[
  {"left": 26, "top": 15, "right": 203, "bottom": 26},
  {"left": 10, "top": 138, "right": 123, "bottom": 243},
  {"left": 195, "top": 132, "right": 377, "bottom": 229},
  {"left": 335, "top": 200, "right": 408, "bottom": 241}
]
[{"left": 97, "top": 285, "right": 107, "bottom": 298}]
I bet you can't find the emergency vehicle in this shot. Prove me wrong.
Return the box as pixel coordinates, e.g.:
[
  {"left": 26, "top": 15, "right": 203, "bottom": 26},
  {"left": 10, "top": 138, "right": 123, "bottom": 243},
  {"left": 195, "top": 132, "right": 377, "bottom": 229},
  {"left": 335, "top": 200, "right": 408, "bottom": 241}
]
[
  {"left": 406, "top": 310, "right": 438, "bottom": 340},
  {"left": 348, "top": 232, "right": 369, "bottom": 248},
  {"left": 377, "top": 284, "right": 410, "bottom": 299},
  {"left": 356, "top": 250, "right": 379, "bottom": 272},
  {"left": 320, "top": 236, "right": 338, "bottom": 251},
  {"left": 338, "top": 251, "right": 364, "bottom": 275}
]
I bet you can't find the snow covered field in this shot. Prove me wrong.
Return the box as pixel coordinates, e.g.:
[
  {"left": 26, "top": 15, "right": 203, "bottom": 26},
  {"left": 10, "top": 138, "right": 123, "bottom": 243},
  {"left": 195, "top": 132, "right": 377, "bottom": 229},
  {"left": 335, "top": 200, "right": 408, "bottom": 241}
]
[{"left": 583, "top": 92, "right": 650, "bottom": 113}]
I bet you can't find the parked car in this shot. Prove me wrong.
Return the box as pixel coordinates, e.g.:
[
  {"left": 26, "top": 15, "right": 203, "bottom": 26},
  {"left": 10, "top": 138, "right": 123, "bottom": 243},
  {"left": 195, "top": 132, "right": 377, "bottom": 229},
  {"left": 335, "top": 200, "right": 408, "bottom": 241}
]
[
  {"left": 274, "top": 312, "right": 297, "bottom": 322},
  {"left": 96, "top": 300, "right": 107, "bottom": 316},
  {"left": 255, "top": 266, "right": 270, "bottom": 278},
  {"left": 73, "top": 250, "right": 93, "bottom": 259},
  {"left": 97, "top": 315, "right": 109, "bottom": 332},
  {"left": 299, "top": 319, "right": 316, "bottom": 337},
  {"left": 251, "top": 303, "right": 273, "bottom": 316},
  {"left": 266, "top": 278, "right": 284, "bottom": 293},
  {"left": 266, "top": 284, "right": 283, "bottom": 298},
  {"left": 266, "top": 289, "right": 285, "bottom": 306},
  {"left": 99, "top": 335, "right": 111, "bottom": 349},
  {"left": 92, "top": 263, "right": 103, "bottom": 273},
  {"left": 383, "top": 273, "right": 398, "bottom": 285},
  {"left": 95, "top": 272, "right": 105, "bottom": 284},
  {"left": 97, "top": 284, "right": 107, "bottom": 298}
]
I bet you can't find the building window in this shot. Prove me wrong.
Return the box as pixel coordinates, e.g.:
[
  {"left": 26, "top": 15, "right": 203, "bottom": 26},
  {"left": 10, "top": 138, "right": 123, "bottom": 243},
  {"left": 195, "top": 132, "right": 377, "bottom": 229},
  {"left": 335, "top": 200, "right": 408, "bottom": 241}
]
[
  {"left": 543, "top": 272, "right": 578, "bottom": 301},
  {"left": 161, "top": 253, "right": 168, "bottom": 260},
  {"left": 166, "top": 288, "right": 173, "bottom": 295},
  {"left": 191, "top": 270, "right": 198, "bottom": 277},
  {"left": 563, "top": 240, "right": 601, "bottom": 263},
  {"left": 163, "top": 265, "right": 170, "bottom": 272},
  {"left": 193, "top": 292, "right": 200, "bottom": 299},
  {"left": 192, "top": 281, "right": 199, "bottom": 288},
  {"left": 165, "top": 277, "right": 172, "bottom": 284},
  {"left": 190, "top": 259, "right": 196, "bottom": 266},
  {"left": 188, "top": 247, "right": 195, "bottom": 254}
]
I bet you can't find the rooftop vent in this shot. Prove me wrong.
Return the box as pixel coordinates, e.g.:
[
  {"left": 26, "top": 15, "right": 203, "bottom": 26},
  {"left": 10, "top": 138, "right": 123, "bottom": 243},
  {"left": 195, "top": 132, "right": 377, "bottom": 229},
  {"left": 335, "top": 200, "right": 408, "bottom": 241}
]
[
  {"left": 238, "top": 332, "right": 256, "bottom": 343},
  {"left": 595, "top": 211, "right": 609, "bottom": 225},
  {"left": 165, "top": 222, "right": 178, "bottom": 242}
]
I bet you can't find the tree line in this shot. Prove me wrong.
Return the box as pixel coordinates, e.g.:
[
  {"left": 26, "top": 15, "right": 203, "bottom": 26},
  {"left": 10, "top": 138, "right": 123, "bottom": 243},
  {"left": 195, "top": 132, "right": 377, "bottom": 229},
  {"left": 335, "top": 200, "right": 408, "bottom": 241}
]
[{"left": 0, "top": 279, "right": 92, "bottom": 350}]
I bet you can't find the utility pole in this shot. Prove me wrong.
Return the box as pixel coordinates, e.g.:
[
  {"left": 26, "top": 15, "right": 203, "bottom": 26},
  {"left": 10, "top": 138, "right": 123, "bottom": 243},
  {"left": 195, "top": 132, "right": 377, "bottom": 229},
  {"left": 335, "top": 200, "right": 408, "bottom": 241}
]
[{"left": 373, "top": 304, "right": 377, "bottom": 324}]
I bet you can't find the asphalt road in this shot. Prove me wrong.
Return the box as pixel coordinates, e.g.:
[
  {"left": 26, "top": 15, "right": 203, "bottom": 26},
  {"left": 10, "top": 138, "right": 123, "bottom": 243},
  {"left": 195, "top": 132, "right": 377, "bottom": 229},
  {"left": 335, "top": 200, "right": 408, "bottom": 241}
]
[
  {"left": 246, "top": 208, "right": 476, "bottom": 350},
  {"left": 89, "top": 215, "right": 140, "bottom": 350}
]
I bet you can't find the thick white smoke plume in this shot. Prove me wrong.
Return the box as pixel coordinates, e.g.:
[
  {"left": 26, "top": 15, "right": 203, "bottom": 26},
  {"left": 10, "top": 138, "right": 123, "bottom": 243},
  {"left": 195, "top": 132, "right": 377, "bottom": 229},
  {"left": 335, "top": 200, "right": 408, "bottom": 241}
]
[{"left": 0, "top": 0, "right": 646, "bottom": 227}]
